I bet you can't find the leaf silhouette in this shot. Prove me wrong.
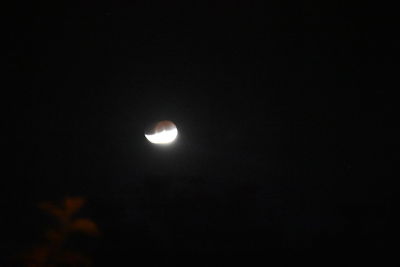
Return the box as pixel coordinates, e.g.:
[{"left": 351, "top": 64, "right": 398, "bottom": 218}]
[
  {"left": 64, "top": 197, "right": 85, "bottom": 215},
  {"left": 22, "top": 246, "right": 50, "bottom": 265},
  {"left": 20, "top": 197, "right": 99, "bottom": 266},
  {"left": 56, "top": 250, "right": 92, "bottom": 266},
  {"left": 70, "top": 218, "right": 99, "bottom": 236},
  {"left": 45, "top": 229, "right": 63, "bottom": 242},
  {"left": 38, "top": 202, "right": 65, "bottom": 221}
]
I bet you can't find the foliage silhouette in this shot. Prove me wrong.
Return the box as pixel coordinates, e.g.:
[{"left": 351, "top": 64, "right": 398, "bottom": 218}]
[{"left": 18, "top": 197, "right": 100, "bottom": 267}]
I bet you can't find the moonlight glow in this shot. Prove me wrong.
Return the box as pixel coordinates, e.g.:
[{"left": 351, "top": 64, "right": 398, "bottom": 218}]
[{"left": 145, "top": 120, "right": 178, "bottom": 145}]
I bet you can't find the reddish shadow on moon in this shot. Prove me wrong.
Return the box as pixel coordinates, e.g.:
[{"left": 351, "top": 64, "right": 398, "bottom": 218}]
[{"left": 145, "top": 120, "right": 178, "bottom": 144}]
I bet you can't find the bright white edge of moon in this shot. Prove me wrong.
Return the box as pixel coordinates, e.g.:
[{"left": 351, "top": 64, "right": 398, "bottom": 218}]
[{"left": 145, "top": 128, "right": 178, "bottom": 144}]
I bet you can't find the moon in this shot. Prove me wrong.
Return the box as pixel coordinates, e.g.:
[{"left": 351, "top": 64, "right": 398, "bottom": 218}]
[{"left": 145, "top": 120, "right": 178, "bottom": 145}]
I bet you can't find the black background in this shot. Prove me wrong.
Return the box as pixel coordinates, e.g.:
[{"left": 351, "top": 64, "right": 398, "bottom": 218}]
[{"left": 4, "top": 0, "right": 397, "bottom": 265}]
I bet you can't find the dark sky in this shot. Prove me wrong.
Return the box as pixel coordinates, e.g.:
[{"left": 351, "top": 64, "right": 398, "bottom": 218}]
[{"left": 5, "top": 0, "right": 397, "bottom": 265}]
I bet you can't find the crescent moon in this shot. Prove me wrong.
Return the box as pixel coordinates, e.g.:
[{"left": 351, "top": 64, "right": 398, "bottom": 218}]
[{"left": 145, "top": 121, "right": 178, "bottom": 144}]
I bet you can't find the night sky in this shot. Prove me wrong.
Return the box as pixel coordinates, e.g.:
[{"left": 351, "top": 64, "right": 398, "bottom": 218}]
[{"left": 5, "top": 1, "right": 397, "bottom": 265}]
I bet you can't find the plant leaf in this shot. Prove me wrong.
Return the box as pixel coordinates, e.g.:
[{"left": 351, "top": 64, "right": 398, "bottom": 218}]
[
  {"left": 64, "top": 197, "right": 85, "bottom": 215},
  {"left": 70, "top": 218, "right": 99, "bottom": 236},
  {"left": 56, "top": 250, "right": 92, "bottom": 266},
  {"left": 45, "top": 229, "right": 63, "bottom": 242},
  {"left": 38, "top": 202, "right": 65, "bottom": 220},
  {"left": 22, "top": 245, "right": 50, "bottom": 265}
]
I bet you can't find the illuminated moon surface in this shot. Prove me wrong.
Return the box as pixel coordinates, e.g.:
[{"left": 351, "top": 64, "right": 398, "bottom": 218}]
[{"left": 145, "top": 120, "right": 178, "bottom": 144}]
